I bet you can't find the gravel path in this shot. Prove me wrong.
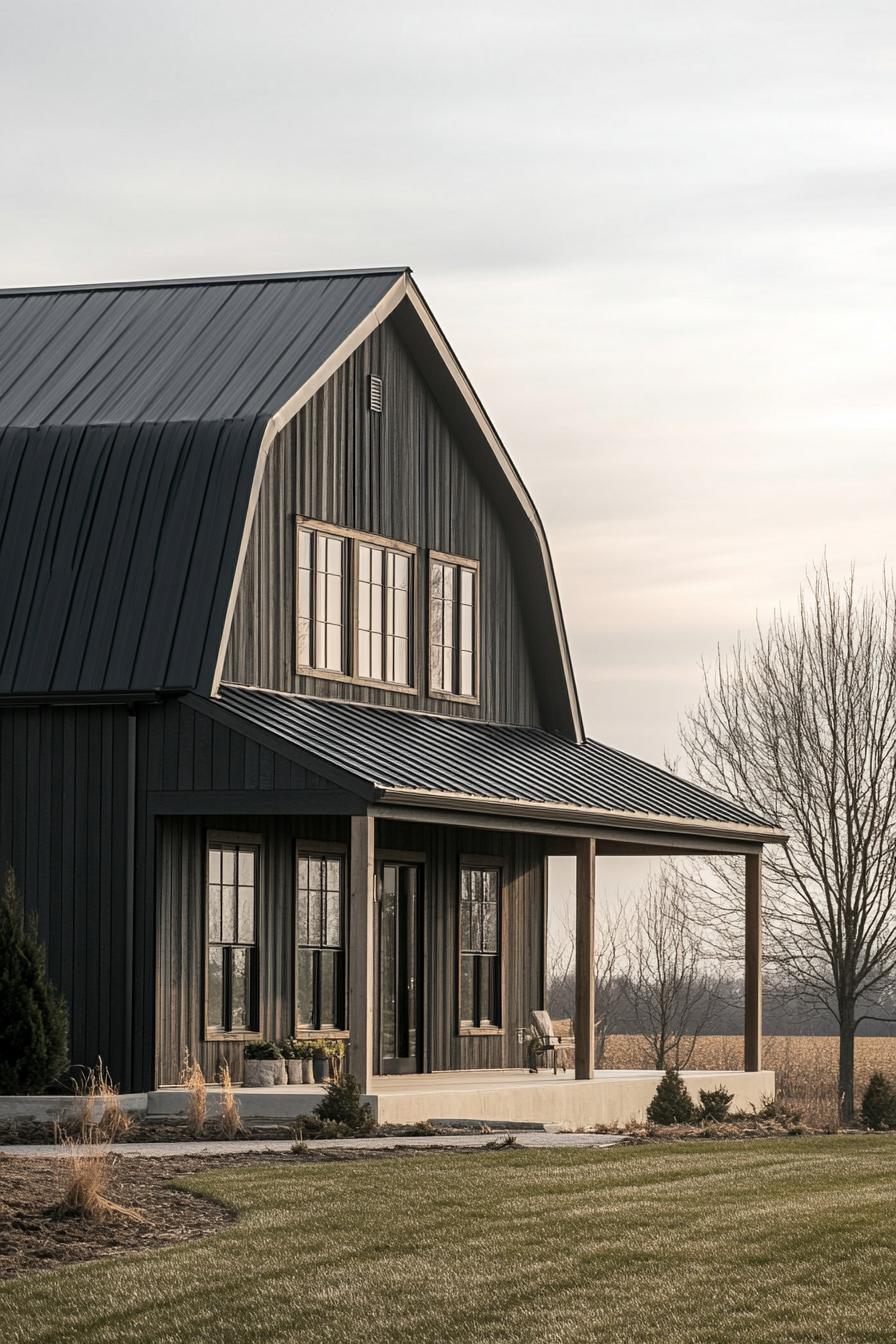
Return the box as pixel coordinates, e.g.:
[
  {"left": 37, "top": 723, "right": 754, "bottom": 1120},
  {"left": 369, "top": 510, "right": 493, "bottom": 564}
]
[{"left": 0, "top": 1131, "right": 628, "bottom": 1158}]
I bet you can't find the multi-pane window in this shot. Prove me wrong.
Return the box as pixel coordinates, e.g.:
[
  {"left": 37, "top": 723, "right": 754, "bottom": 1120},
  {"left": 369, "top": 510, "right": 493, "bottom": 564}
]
[
  {"left": 358, "top": 543, "right": 412, "bottom": 685},
  {"left": 297, "top": 527, "right": 347, "bottom": 673},
  {"left": 207, "top": 841, "right": 258, "bottom": 1034},
  {"left": 459, "top": 866, "right": 501, "bottom": 1028},
  {"left": 430, "top": 557, "right": 477, "bottom": 698},
  {"left": 296, "top": 852, "right": 345, "bottom": 1031}
]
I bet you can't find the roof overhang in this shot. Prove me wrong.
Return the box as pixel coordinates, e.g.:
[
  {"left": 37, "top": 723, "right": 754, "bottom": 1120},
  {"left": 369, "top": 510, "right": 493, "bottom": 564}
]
[
  {"left": 374, "top": 785, "right": 788, "bottom": 847},
  {"left": 186, "top": 691, "right": 787, "bottom": 853}
]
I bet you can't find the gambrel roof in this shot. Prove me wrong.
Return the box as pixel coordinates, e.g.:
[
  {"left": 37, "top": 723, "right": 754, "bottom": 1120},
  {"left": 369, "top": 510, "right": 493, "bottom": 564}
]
[{"left": 0, "top": 268, "right": 582, "bottom": 737}]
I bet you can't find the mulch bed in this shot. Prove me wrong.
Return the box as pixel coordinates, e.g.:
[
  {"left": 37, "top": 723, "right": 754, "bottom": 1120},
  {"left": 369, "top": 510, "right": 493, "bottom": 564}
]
[
  {"left": 0, "top": 1152, "right": 245, "bottom": 1280},
  {"left": 0, "top": 1142, "right": 507, "bottom": 1281},
  {"left": 0, "top": 1118, "right": 476, "bottom": 1145}
]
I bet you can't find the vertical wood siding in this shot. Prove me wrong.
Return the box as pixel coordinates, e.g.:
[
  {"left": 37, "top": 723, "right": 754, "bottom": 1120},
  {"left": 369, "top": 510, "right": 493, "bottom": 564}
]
[
  {"left": 154, "top": 801, "right": 546, "bottom": 1085},
  {"left": 222, "top": 320, "right": 542, "bottom": 726}
]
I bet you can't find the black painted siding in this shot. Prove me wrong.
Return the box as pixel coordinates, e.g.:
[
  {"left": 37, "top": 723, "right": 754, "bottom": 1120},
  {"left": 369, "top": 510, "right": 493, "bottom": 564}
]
[
  {"left": 222, "top": 319, "right": 542, "bottom": 726},
  {"left": 0, "top": 705, "right": 133, "bottom": 1085}
]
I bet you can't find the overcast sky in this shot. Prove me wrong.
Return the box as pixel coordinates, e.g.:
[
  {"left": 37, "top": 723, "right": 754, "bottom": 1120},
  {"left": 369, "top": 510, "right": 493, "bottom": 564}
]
[{"left": 3, "top": 4, "right": 894, "bottom": 907}]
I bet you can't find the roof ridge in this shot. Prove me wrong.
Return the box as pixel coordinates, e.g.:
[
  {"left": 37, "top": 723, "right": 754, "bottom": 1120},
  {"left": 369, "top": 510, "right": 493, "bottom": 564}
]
[{"left": 0, "top": 266, "right": 411, "bottom": 298}]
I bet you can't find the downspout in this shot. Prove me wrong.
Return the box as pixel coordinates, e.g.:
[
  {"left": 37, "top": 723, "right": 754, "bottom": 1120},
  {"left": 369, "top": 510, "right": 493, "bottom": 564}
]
[{"left": 124, "top": 706, "right": 136, "bottom": 1091}]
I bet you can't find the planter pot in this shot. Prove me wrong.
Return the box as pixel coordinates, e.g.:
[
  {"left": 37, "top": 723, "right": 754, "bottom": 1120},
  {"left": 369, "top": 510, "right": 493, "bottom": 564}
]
[
  {"left": 286, "top": 1059, "right": 304, "bottom": 1085},
  {"left": 243, "top": 1059, "right": 287, "bottom": 1087},
  {"left": 312, "top": 1058, "right": 329, "bottom": 1084},
  {"left": 301, "top": 1059, "right": 314, "bottom": 1085}
]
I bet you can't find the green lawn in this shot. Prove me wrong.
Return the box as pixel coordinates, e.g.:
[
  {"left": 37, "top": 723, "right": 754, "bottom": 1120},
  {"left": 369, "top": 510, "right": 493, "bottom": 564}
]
[{"left": 3, "top": 1138, "right": 896, "bottom": 1343}]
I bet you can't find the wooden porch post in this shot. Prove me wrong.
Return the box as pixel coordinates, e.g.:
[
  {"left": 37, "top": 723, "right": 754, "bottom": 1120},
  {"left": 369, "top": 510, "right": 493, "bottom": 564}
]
[
  {"left": 574, "top": 837, "right": 596, "bottom": 1080},
  {"left": 348, "top": 814, "right": 376, "bottom": 1094},
  {"left": 744, "top": 850, "right": 763, "bottom": 1072}
]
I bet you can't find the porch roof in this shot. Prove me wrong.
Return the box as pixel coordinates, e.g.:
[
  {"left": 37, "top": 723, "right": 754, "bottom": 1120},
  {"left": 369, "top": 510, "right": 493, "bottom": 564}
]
[{"left": 206, "top": 685, "right": 785, "bottom": 846}]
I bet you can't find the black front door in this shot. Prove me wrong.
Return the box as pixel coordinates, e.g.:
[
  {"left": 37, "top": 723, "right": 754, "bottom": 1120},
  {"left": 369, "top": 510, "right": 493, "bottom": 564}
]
[{"left": 378, "top": 862, "right": 423, "bottom": 1074}]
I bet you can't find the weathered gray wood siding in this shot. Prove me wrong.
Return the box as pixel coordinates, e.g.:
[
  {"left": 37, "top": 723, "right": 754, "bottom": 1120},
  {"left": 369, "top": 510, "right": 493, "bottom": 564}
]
[
  {"left": 138, "top": 700, "right": 356, "bottom": 1086},
  {"left": 376, "top": 817, "right": 546, "bottom": 1073},
  {"left": 222, "top": 319, "right": 542, "bottom": 726},
  {"left": 0, "top": 705, "right": 135, "bottom": 1086},
  {"left": 153, "top": 799, "right": 545, "bottom": 1085}
]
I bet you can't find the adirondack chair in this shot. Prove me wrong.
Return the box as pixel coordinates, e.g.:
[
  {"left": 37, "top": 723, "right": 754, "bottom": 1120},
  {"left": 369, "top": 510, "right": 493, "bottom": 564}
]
[{"left": 528, "top": 1010, "right": 575, "bottom": 1074}]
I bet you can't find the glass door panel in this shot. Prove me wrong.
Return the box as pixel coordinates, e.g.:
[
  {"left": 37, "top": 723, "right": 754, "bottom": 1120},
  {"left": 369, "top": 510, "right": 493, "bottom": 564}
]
[{"left": 378, "top": 862, "right": 422, "bottom": 1074}]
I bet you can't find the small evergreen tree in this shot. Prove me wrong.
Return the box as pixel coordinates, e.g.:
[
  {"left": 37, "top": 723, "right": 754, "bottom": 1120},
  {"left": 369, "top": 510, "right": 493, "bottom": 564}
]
[
  {"left": 646, "top": 1067, "right": 697, "bottom": 1125},
  {"left": 313, "top": 1073, "right": 375, "bottom": 1134},
  {"left": 860, "top": 1072, "right": 896, "bottom": 1130},
  {"left": 0, "top": 865, "right": 69, "bottom": 1094},
  {"left": 699, "top": 1085, "right": 734, "bottom": 1123}
]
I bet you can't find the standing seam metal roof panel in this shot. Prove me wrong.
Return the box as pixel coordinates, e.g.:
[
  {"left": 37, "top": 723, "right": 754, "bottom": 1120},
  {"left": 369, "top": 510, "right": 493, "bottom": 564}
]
[
  {"left": 0, "top": 270, "right": 405, "bottom": 694},
  {"left": 215, "top": 685, "right": 777, "bottom": 832}
]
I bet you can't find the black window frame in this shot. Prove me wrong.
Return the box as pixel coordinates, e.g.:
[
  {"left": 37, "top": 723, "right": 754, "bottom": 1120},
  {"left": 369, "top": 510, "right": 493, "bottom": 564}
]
[
  {"left": 205, "top": 834, "right": 261, "bottom": 1039},
  {"left": 458, "top": 862, "right": 502, "bottom": 1032},
  {"left": 295, "top": 846, "right": 347, "bottom": 1033},
  {"left": 428, "top": 551, "right": 479, "bottom": 702}
]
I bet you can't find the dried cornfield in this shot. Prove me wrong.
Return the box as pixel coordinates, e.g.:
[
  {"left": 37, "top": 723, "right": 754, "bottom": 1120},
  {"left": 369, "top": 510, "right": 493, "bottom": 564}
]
[{"left": 601, "top": 1034, "right": 896, "bottom": 1127}]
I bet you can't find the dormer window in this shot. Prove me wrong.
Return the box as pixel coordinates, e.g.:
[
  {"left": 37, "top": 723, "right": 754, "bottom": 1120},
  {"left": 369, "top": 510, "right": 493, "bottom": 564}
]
[{"left": 429, "top": 552, "right": 479, "bottom": 700}]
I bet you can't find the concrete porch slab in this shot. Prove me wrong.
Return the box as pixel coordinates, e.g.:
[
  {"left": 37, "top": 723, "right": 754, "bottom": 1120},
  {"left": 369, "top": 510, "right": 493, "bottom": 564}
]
[
  {"left": 0, "top": 1070, "right": 774, "bottom": 1129},
  {"left": 148, "top": 1068, "right": 775, "bottom": 1128},
  {"left": 366, "top": 1069, "right": 775, "bottom": 1128}
]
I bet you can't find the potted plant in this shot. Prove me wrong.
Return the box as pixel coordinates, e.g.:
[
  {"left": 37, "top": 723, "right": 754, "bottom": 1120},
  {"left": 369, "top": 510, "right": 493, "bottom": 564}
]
[
  {"left": 243, "top": 1040, "right": 286, "bottom": 1087},
  {"left": 280, "top": 1038, "right": 315, "bottom": 1084},
  {"left": 310, "top": 1039, "right": 329, "bottom": 1084}
]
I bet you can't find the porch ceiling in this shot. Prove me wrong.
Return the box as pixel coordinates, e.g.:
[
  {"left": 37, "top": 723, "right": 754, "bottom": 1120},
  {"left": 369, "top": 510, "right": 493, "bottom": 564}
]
[{"left": 193, "top": 686, "right": 786, "bottom": 850}]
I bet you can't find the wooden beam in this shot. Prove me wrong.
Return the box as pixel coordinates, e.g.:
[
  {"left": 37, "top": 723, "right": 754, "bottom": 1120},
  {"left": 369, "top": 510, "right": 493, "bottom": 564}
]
[
  {"left": 372, "top": 804, "right": 768, "bottom": 855},
  {"left": 574, "top": 837, "right": 596, "bottom": 1080},
  {"left": 348, "top": 815, "right": 376, "bottom": 1092},
  {"left": 744, "top": 851, "right": 763, "bottom": 1071}
]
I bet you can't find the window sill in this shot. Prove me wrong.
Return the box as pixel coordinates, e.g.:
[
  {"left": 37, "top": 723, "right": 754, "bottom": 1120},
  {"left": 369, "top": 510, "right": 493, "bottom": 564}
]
[
  {"left": 296, "top": 666, "right": 419, "bottom": 697},
  {"left": 458, "top": 1026, "right": 504, "bottom": 1037},
  {"left": 428, "top": 688, "right": 480, "bottom": 706},
  {"left": 291, "top": 1029, "right": 350, "bottom": 1040},
  {"left": 203, "top": 1030, "right": 263, "bottom": 1043}
]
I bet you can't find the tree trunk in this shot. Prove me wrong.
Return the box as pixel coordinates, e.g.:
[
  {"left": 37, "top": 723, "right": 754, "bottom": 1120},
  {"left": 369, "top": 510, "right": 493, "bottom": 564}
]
[{"left": 838, "top": 1006, "right": 856, "bottom": 1122}]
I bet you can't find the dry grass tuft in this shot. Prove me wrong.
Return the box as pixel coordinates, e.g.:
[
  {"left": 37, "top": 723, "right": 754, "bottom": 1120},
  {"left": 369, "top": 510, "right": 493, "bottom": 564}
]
[
  {"left": 67, "top": 1058, "right": 134, "bottom": 1142},
  {"left": 180, "top": 1050, "right": 207, "bottom": 1138},
  {"left": 218, "top": 1061, "right": 245, "bottom": 1140},
  {"left": 54, "top": 1137, "right": 144, "bottom": 1224}
]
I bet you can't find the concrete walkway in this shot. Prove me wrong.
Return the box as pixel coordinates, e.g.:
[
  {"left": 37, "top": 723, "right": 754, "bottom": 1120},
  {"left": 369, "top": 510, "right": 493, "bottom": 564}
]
[{"left": 0, "top": 1131, "right": 628, "bottom": 1159}]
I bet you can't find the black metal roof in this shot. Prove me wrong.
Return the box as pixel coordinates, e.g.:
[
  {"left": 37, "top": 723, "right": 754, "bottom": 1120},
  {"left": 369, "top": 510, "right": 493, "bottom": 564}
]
[
  {"left": 0, "top": 270, "right": 404, "bottom": 695},
  {"left": 214, "top": 685, "right": 781, "bottom": 839}
]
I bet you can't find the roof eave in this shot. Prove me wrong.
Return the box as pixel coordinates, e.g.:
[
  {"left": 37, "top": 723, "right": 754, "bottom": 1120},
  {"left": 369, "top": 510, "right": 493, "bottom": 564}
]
[{"left": 375, "top": 785, "right": 788, "bottom": 846}]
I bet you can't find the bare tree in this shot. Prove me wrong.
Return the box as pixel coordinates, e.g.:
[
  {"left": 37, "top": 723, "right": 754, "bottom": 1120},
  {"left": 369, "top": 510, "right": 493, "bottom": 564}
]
[
  {"left": 679, "top": 561, "right": 896, "bottom": 1118},
  {"left": 546, "top": 905, "right": 625, "bottom": 1066},
  {"left": 621, "top": 868, "right": 716, "bottom": 1068}
]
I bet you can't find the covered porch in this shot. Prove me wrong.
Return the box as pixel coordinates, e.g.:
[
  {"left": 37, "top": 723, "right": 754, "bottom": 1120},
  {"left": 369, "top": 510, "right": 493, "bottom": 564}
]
[{"left": 151, "top": 687, "right": 786, "bottom": 1119}]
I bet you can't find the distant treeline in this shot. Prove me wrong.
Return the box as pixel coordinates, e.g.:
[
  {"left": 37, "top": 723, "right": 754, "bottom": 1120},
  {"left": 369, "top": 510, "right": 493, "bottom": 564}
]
[{"left": 547, "top": 972, "right": 896, "bottom": 1038}]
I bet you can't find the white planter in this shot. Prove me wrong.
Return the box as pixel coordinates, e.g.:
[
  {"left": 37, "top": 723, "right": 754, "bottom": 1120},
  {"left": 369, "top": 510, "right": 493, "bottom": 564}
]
[
  {"left": 286, "top": 1059, "right": 306, "bottom": 1085},
  {"left": 243, "top": 1059, "right": 287, "bottom": 1087}
]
